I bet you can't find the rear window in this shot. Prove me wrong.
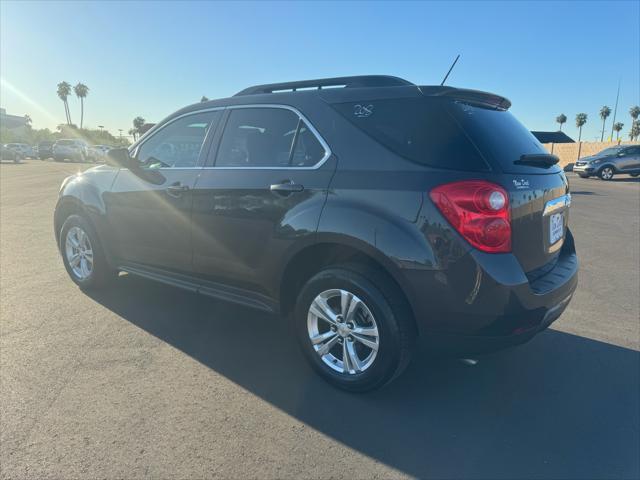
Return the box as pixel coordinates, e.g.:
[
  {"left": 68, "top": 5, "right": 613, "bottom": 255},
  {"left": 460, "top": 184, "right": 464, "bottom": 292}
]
[
  {"left": 332, "top": 98, "right": 489, "bottom": 172},
  {"left": 448, "top": 102, "right": 561, "bottom": 174}
]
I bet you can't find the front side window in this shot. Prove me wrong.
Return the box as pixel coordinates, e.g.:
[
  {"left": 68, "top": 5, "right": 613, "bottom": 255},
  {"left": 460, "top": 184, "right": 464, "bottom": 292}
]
[
  {"left": 137, "top": 111, "right": 220, "bottom": 168},
  {"left": 215, "top": 108, "right": 325, "bottom": 167}
]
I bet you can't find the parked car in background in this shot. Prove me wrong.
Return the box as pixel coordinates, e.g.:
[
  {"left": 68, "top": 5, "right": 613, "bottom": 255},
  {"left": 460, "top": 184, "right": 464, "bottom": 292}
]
[
  {"left": 574, "top": 145, "right": 640, "bottom": 180},
  {"left": 87, "top": 145, "right": 112, "bottom": 162},
  {"left": 37, "top": 141, "right": 55, "bottom": 159},
  {"left": 1, "top": 144, "right": 23, "bottom": 163},
  {"left": 53, "top": 139, "right": 89, "bottom": 162},
  {"left": 4, "top": 143, "right": 34, "bottom": 158},
  {"left": 54, "top": 75, "right": 578, "bottom": 392}
]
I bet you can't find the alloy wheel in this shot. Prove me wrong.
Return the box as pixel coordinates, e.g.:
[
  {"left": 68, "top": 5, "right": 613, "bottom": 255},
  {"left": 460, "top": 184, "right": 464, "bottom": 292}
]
[
  {"left": 65, "top": 226, "right": 94, "bottom": 280},
  {"left": 307, "top": 289, "right": 380, "bottom": 374}
]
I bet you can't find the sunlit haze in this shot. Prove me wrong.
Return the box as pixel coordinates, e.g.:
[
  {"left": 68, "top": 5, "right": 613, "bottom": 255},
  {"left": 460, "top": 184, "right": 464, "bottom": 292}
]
[{"left": 1, "top": 0, "right": 639, "bottom": 140}]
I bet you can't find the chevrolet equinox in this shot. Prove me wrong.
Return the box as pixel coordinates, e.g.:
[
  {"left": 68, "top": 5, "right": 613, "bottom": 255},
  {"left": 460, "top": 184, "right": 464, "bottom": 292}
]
[{"left": 55, "top": 75, "right": 578, "bottom": 391}]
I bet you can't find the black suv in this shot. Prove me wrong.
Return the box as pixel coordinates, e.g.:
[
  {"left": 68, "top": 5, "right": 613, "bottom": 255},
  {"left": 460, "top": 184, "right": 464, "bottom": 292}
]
[{"left": 55, "top": 76, "right": 578, "bottom": 391}]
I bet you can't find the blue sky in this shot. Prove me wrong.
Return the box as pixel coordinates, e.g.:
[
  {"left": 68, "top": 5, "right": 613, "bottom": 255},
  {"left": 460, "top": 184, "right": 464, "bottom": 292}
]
[{"left": 1, "top": 1, "right": 638, "bottom": 141}]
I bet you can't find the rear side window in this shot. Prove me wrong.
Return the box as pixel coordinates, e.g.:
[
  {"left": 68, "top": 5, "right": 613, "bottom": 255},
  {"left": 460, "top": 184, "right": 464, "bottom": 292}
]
[
  {"left": 215, "top": 108, "right": 325, "bottom": 168},
  {"left": 332, "top": 98, "right": 489, "bottom": 172},
  {"left": 448, "top": 102, "right": 561, "bottom": 174}
]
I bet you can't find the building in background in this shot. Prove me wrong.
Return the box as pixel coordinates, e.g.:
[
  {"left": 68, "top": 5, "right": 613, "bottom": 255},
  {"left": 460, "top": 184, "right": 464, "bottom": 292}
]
[
  {"left": 0, "top": 108, "right": 28, "bottom": 135},
  {"left": 531, "top": 131, "right": 575, "bottom": 144}
]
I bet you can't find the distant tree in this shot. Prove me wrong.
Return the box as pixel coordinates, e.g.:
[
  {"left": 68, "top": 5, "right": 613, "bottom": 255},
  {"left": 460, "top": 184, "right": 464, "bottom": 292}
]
[
  {"left": 630, "top": 106, "right": 640, "bottom": 141},
  {"left": 556, "top": 113, "right": 567, "bottom": 131},
  {"left": 132, "top": 116, "right": 145, "bottom": 140},
  {"left": 24, "top": 114, "right": 32, "bottom": 126},
  {"left": 57, "top": 82, "right": 72, "bottom": 125},
  {"left": 613, "top": 122, "right": 624, "bottom": 141},
  {"left": 599, "top": 106, "right": 611, "bottom": 141},
  {"left": 575, "top": 113, "right": 588, "bottom": 141},
  {"left": 200, "top": 96, "right": 209, "bottom": 102},
  {"left": 631, "top": 122, "right": 640, "bottom": 141},
  {"left": 575, "top": 113, "right": 588, "bottom": 160},
  {"left": 73, "top": 83, "right": 89, "bottom": 129}
]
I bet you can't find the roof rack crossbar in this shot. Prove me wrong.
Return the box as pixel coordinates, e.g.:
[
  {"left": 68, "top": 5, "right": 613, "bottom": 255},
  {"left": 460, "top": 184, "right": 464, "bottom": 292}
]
[{"left": 234, "top": 75, "right": 414, "bottom": 96}]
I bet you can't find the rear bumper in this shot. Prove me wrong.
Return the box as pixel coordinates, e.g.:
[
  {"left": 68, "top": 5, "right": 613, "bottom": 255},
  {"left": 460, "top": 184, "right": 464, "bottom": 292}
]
[{"left": 403, "top": 230, "right": 578, "bottom": 355}]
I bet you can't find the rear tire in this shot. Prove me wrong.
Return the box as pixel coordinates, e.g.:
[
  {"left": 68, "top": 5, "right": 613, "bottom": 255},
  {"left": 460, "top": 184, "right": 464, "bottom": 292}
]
[
  {"left": 293, "top": 265, "right": 415, "bottom": 392},
  {"left": 60, "top": 214, "right": 116, "bottom": 290},
  {"left": 599, "top": 166, "right": 614, "bottom": 180},
  {"left": 577, "top": 173, "right": 589, "bottom": 178}
]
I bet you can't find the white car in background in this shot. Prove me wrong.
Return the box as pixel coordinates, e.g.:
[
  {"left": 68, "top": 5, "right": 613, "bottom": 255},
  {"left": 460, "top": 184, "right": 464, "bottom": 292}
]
[
  {"left": 52, "top": 139, "right": 89, "bottom": 162},
  {"left": 88, "top": 145, "right": 112, "bottom": 162},
  {"left": 4, "top": 143, "right": 35, "bottom": 158}
]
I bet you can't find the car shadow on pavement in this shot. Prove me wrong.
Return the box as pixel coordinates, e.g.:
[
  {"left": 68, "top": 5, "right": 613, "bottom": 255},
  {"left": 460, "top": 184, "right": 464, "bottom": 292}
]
[{"left": 88, "top": 275, "right": 640, "bottom": 479}]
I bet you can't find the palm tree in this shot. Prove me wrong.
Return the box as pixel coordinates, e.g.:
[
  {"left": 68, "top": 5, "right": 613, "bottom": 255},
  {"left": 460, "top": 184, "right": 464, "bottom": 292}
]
[
  {"left": 631, "top": 122, "right": 640, "bottom": 141},
  {"left": 73, "top": 83, "right": 89, "bottom": 129},
  {"left": 575, "top": 113, "right": 588, "bottom": 160},
  {"left": 128, "top": 128, "right": 137, "bottom": 141},
  {"left": 24, "top": 114, "right": 32, "bottom": 126},
  {"left": 200, "top": 96, "right": 209, "bottom": 102},
  {"left": 556, "top": 114, "right": 567, "bottom": 131},
  {"left": 56, "top": 82, "right": 72, "bottom": 125},
  {"left": 613, "top": 122, "right": 624, "bottom": 141},
  {"left": 630, "top": 106, "right": 640, "bottom": 141},
  {"left": 599, "top": 106, "right": 611, "bottom": 141},
  {"left": 132, "top": 116, "right": 145, "bottom": 139}
]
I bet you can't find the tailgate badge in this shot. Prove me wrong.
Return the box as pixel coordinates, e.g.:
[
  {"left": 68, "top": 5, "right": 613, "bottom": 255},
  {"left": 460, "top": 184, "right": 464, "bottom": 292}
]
[{"left": 512, "top": 178, "right": 530, "bottom": 189}]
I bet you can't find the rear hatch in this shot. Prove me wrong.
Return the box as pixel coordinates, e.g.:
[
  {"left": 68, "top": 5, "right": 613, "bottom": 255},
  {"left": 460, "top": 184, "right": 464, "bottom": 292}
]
[
  {"left": 328, "top": 90, "right": 570, "bottom": 274},
  {"left": 446, "top": 100, "right": 570, "bottom": 273}
]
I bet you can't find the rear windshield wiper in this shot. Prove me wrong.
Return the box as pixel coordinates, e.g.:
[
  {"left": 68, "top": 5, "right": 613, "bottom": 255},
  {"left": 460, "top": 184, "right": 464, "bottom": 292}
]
[{"left": 514, "top": 154, "right": 559, "bottom": 167}]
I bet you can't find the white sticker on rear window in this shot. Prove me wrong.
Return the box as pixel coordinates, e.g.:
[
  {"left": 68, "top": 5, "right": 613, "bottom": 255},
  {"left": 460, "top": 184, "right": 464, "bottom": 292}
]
[{"left": 354, "top": 104, "right": 374, "bottom": 118}]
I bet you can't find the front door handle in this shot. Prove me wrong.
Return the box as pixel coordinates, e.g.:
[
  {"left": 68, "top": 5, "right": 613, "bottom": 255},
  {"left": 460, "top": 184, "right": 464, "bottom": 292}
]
[
  {"left": 166, "top": 183, "right": 189, "bottom": 198},
  {"left": 270, "top": 181, "right": 304, "bottom": 195}
]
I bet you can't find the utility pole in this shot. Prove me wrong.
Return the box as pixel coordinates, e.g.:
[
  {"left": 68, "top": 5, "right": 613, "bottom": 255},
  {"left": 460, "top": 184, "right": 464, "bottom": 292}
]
[{"left": 610, "top": 78, "right": 621, "bottom": 142}]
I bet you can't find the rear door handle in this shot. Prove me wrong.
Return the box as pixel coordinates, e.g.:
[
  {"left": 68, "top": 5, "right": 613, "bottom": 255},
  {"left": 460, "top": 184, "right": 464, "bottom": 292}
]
[
  {"left": 270, "top": 181, "right": 304, "bottom": 195},
  {"left": 166, "top": 183, "right": 189, "bottom": 198}
]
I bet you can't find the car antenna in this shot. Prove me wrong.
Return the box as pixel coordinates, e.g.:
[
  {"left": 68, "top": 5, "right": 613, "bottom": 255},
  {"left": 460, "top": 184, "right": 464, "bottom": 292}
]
[{"left": 440, "top": 54, "right": 460, "bottom": 86}]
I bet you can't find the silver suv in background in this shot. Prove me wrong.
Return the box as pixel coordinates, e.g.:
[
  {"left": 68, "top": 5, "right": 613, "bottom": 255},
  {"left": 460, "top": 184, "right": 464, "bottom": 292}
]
[
  {"left": 574, "top": 145, "right": 640, "bottom": 180},
  {"left": 53, "top": 139, "right": 89, "bottom": 162}
]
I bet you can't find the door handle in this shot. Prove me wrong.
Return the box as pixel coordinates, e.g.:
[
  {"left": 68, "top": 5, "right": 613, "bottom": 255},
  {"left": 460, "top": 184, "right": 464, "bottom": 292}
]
[
  {"left": 270, "top": 181, "right": 304, "bottom": 195},
  {"left": 166, "top": 183, "right": 189, "bottom": 198}
]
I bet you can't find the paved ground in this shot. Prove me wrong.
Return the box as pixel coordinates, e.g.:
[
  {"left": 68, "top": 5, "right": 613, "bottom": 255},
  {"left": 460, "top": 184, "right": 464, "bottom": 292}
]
[{"left": 1, "top": 160, "right": 639, "bottom": 479}]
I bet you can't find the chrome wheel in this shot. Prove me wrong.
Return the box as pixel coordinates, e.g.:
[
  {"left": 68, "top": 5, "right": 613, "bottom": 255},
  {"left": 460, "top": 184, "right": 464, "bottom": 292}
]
[
  {"left": 601, "top": 167, "right": 614, "bottom": 180},
  {"left": 307, "top": 289, "right": 380, "bottom": 374},
  {"left": 65, "top": 226, "right": 93, "bottom": 280}
]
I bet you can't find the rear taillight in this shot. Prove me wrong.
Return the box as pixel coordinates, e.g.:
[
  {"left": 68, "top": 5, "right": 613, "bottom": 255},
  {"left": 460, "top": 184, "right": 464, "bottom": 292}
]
[{"left": 429, "top": 180, "right": 511, "bottom": 253}]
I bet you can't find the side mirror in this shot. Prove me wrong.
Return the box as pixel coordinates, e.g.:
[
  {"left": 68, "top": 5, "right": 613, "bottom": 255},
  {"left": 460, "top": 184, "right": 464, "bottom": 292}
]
[{"left": 105, "top": 148, "right": 135, "bottom": 168}]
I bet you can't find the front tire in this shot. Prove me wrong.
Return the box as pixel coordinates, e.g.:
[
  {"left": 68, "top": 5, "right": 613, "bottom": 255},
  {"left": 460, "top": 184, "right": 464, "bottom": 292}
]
[
  {"left": 577, "top": 173, "right": 589, "bottom": 178},
  {"left": 599, "top": 166, "right": 614, "bottom": 180},
  {"left": 60, "top": 214, "right": 115, "bottom": 290},
  {"left": 294, "top": 266, "right": 415, "bottom": 392}
]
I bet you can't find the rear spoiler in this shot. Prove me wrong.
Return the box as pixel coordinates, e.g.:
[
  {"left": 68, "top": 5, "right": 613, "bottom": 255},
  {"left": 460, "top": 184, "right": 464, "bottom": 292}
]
[{"left": 419, "top": 86, "right": 511, "bottom": 111}]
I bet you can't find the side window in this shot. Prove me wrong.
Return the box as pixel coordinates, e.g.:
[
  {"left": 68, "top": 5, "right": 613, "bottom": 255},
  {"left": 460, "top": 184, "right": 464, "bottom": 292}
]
[
  {"left": 215, "top": 108, "right": 325, "bottom": 168},
  {"left": 137, "top": 111, "right": 220, "bottom": 168},
  {"left": 290, "top": 123, "right": 326, "bottom": 167}
]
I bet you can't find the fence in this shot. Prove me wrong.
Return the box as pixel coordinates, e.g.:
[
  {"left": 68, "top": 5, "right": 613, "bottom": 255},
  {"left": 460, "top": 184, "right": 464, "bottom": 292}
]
[{"left": 542, "top": 141, "right": 639, "bottom": 169}]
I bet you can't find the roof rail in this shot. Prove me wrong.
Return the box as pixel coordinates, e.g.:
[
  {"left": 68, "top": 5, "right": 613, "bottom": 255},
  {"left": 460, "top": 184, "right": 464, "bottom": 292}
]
[{"left": 234, "top": 75, "right": 414, "bottom": 96}]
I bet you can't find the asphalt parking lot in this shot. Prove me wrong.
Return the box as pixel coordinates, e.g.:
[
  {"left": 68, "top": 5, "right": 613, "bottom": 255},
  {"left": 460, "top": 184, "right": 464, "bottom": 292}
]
[{"left": 1, "top": 160, "right": 639, "bottom": 479}]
